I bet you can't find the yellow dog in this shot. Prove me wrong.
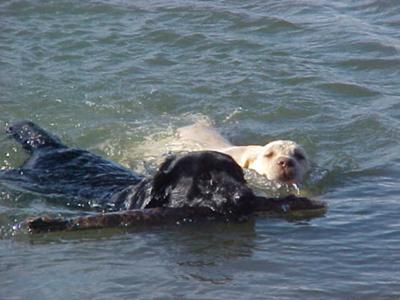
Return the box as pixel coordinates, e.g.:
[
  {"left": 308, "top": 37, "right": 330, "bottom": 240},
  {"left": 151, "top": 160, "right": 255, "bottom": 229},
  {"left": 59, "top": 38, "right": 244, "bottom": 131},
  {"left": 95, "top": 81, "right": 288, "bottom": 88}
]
[{"left": 178, "top": 122, "right": 309, "bottom": 184}]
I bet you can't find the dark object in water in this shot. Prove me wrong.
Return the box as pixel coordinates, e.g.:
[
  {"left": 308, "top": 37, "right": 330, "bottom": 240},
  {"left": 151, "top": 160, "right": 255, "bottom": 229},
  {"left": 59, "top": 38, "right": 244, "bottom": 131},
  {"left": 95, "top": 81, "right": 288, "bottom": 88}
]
[
  {"left": 24, "top": 195, "right": 325, "bottom": 233},
  {"left": 0, "top": 121, "right": 326, "bottom": 233}
]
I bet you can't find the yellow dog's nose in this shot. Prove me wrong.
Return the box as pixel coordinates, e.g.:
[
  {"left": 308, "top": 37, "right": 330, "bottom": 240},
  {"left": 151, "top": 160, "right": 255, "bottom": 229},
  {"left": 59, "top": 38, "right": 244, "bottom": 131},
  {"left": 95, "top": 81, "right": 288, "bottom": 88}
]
[{"left": 277, "top": 157, "right": 295, "bottom": 168}]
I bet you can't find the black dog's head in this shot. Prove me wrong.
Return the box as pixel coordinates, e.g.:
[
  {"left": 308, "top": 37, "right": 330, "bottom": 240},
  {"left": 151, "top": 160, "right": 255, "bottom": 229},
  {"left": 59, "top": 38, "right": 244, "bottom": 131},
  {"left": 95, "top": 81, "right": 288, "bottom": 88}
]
[{"left": 146, "top": 151, "right": 256, "bottom": 215}]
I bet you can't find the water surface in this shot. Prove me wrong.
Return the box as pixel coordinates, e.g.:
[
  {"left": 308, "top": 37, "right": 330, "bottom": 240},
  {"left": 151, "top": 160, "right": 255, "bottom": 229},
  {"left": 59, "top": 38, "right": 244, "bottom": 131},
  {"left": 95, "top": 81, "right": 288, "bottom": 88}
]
[{"left": 1, "top": 0, "right": 399, "bottom": 299}]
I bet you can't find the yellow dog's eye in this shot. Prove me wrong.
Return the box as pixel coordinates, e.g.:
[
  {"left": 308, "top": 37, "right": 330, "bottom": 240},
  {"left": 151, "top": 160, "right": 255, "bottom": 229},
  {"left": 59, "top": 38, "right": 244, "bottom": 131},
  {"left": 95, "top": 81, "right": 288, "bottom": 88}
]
[{"left": 264, "top": 151, "right": 274, "bottom": 158}]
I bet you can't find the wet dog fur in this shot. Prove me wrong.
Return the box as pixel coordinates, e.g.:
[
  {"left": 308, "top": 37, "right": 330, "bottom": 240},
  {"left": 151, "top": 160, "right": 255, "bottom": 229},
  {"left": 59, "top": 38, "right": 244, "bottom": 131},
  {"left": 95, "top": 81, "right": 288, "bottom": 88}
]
[{"left": 1, "top": 121, "right": 256, "bottom": 216}]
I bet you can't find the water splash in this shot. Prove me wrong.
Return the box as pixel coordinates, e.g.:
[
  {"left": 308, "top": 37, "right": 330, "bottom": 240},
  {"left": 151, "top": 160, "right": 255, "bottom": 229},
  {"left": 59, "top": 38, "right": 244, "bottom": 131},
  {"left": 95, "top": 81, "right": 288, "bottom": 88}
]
[{"left": 244, "top": 170, "right": 302, "bottom": 197}]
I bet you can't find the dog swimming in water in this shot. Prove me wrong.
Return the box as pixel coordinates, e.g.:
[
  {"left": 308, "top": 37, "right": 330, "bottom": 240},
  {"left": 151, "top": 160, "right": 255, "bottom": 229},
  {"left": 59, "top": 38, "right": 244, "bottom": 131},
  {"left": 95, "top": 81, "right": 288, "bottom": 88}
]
[
  {"left": 0, "top": 121, "right": 325, "bottom": 232},
  {"left": 178, "top": 122, "right": 309, "bottom": 183}
]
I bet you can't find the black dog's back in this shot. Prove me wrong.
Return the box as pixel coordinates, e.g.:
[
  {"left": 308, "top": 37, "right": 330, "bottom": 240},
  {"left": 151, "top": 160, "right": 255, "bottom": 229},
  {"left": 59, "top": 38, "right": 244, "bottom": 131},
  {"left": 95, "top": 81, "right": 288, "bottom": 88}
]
[
  {"left": 1, "top": 121, "right": 258, "bottom": 216},
  {"left": 1, "top": 121, "right": 143, "bottom": 209}
]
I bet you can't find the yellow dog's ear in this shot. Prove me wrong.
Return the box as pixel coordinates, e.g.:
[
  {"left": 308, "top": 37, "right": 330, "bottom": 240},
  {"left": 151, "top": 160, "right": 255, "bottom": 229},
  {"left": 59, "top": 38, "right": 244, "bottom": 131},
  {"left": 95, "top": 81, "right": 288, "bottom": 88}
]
[
  {"left": 238, "top": 148, "right": 259, "bottom": 169},
  {"left": 222, "top": 146, "right": 261, "bottom": 170}
]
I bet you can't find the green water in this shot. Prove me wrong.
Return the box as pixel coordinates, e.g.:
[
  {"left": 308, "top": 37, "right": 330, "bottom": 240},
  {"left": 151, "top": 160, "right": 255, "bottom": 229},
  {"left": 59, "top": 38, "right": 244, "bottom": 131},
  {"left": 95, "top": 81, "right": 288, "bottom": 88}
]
[{"left": 1, "top": 1, "right": 399, "bottom": 299}]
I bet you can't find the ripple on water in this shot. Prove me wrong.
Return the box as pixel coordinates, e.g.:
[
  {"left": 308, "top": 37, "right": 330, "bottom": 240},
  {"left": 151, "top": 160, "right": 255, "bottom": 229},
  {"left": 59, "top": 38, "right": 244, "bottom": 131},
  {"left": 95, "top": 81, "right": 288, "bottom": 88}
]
[
  {"left": 283, "top": 75, "right": 320, "bottom": 86},
  {"left": 348, "top": 40, "right": 399, "bottom": 56},
  {"left": 318, "top": 81, "right": 380, "bottom": 97},
  {"left": 144, "top": 53, "right": 177, "bottom": 66},
  {"left": 173, "top": 33, "right": 208, "bottom": 48},
  {"left": 230, "top": 15, "right": 302, "bottom": 33},
  {"left": 338, "top": 58, "right": 400, "bottom": 72},
  {"left": 145, "top": 29, "right": 181, "bottom": 43},
  {"left": 4, "top": 1, "right": 129, "bottom": 16}
]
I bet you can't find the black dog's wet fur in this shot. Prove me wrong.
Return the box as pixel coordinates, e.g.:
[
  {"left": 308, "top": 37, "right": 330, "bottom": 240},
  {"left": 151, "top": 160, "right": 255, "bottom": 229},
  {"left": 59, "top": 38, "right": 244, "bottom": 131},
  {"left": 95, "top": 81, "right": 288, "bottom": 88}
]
[{"left": 1, "top": 121, "right": 256, "bottom": 216}]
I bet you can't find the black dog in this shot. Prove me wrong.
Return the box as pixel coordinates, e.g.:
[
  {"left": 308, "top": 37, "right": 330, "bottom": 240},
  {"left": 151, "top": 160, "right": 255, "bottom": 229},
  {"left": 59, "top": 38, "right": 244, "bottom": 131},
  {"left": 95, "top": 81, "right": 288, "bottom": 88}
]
[{"left": 1, "top": 121, "right": 325, "bottom": 232}]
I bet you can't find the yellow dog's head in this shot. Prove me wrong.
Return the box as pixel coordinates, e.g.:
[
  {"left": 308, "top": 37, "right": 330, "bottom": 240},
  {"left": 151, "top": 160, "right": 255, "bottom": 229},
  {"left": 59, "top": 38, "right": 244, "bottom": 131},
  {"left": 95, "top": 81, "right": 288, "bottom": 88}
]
[{"left": 245, "top": 140, "right": 309, "bottom": 183}]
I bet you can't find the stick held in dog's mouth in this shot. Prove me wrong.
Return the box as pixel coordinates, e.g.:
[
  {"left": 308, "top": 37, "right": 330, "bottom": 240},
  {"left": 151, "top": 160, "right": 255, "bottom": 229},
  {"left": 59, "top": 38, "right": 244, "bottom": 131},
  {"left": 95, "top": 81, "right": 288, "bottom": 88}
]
[{"left": 22, "top": 195, "right": 327, "bottom": 233}]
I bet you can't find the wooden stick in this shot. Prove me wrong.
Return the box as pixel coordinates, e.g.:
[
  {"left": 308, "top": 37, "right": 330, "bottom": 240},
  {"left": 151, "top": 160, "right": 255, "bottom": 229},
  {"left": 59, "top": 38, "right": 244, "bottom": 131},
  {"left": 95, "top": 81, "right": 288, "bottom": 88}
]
[
  {"left": 25, "top": 207, "right": 219, "bottom": 233},
  {"left": 24, "top": 195, "right": 326, "bottom": 233},
  {"left": 253, "top": 195, "right": 326, "bottom": 213}
]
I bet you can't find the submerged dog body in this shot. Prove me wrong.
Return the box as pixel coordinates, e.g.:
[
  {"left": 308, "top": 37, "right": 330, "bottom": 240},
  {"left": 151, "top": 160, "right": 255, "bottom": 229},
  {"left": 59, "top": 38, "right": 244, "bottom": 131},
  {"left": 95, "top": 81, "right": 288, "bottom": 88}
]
[
  {"left": 178, "top": 122, "right": 309, "bottom": 183},
  {"left": 0, "top": 121, "right": 256, "bottom": 216}
]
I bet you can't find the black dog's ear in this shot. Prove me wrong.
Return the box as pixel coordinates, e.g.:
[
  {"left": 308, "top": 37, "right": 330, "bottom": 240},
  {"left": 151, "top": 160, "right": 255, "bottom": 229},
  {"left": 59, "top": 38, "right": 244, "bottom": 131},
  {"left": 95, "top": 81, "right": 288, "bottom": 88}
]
[
  {"left": 147, "top": 154, "right": 179, "bottom": 207},
  {"left": 152, "top": 154, "right": 179, "bottom": 188},
  {"left": 220, "top": 157, "right": 246, "bottom": 183}
]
